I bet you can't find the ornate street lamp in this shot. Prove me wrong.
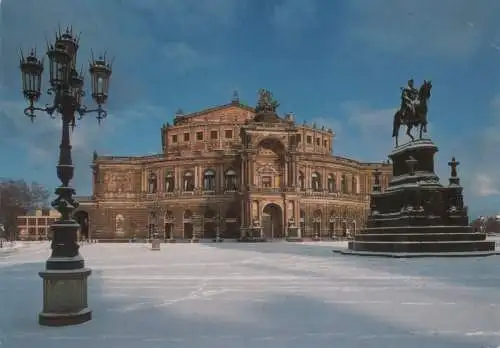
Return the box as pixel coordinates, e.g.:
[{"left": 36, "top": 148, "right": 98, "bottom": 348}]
[
  {"left": 19, "top": 27, "right": 112, "bottom": 327},
  {"left": 214, "top": 215, "right": 224, "bottom": 242}
]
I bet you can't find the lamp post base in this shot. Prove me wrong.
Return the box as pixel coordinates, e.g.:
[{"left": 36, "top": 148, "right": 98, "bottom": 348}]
[
  {"left": 39, "top": 308, "right": 92, "bottom": 327},
  {"left": 38, "top": 260, "right": 92, "bottom": 327},
  {"left": 151, "top": 238, "right": 161, "bottom": 250}
]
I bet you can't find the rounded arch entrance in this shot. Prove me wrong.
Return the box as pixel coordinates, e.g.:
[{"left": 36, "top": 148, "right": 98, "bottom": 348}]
[
  {"left": 73, "top": 211, "right": 89, "bottom": 240},
  {"left": 256, "top": 138, "right": 286, "bottom": 189},
  {"left": 262, "top": 203, "right": 283, "bottom": 239}
]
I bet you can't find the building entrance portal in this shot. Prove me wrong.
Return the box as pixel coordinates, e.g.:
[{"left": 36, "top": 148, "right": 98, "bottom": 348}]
[
  {"left": 73, "top": 211, "right": 89, "bottom": 240},
  {"left": 262, "top": 204, "right": 283, "bottom": 239},
  {"left": 164, "top": 223, "right": 174, "bottom": 240}
]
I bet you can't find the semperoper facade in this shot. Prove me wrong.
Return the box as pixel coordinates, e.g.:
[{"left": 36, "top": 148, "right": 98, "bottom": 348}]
[{"left": 79, "top": 90, "right": 392, "bottom": 240}]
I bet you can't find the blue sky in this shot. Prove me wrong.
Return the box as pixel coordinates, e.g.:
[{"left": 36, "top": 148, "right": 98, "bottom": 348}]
[{"left": 1, "top": 0, "right": 500, "bottom": 218}]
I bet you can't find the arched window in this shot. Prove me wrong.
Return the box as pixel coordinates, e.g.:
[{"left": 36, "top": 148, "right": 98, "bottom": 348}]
[
  {"left": 148, "top": 171, "right": 157, "bottom": 193},
  {"left": 224, "top": 169, "right": 238, "bottom": 191},
  {"left": 183, "top": 171, "right": 194, "bottom": 192},
  {"left": 312, "top": 172, "right": 321, "bottom": 192},
  {"left": 341, "top": 174, "right": 347, "bottom": 193},
  {"left": 164, "top": 171, "right": 175, "bottom": 192},
  {"left": 352, "top": 176, "right": 357, "bottom": 194},
  {"left": 165, "top": 210, "right": 174, "bottom": 221},
  {"left": 298, "top": 171, "right": 305, "bottom": 190},
  {"left": 203, "top": 169, "right": 216, "bottom": 191},
  {"left": 327, "top": 174, "right": 336, "bottom": 193}
]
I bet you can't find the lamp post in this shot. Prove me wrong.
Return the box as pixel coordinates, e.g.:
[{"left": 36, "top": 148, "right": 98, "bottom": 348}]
[
  {"left": 151, "top": 197, "right": 164, "bottom": 239},
  {"left": 19, "top": 27, "right": 112, "bottom": 327}
]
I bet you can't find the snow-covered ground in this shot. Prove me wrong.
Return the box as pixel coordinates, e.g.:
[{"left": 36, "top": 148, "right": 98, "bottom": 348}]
[{"left": 1, "top": 241, "right": 500, "bottom": 348}]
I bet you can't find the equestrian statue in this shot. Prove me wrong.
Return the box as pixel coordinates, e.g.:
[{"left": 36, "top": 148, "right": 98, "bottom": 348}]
[{"left": 392, "top": 78, "right": 432, "bottom": 147}]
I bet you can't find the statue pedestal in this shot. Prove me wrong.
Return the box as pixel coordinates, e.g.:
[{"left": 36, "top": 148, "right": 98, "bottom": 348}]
[
  {"left": 286, "top": 227, "right": 302, "bottom": 241},
  {"left": 38, "top": 264, "right": 92, "bottom": 326},
  {"left": 345, "top": 139, "right": 496, "bottom": 257},
  {"left": 239, "top": 227, "right": 266, "bottom": 242},
  {"left": 151, "top": 238, "right": 161, "bottom": 250}
]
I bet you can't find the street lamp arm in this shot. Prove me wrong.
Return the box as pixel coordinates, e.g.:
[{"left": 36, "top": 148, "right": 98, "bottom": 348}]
[
  {"left": 23, "top": 103, "right": 57, "bottom": 121},
  {"left": 76, "top": 104, "right": 107, "bottom": 124}
]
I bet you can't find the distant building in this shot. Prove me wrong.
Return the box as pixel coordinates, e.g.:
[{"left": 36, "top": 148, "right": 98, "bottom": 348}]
[
  {"left": 16, "top": 209, "right": 60, "bottom": 240},
  {"left": 83, "top": 92, "right": 392, "bottom": 240}
]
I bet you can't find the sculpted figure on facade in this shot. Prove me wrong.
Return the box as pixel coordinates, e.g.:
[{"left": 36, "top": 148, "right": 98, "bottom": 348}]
[
  {"left": 165, "top": 171, "right": 175, "bottom": 192},
  {"left": 255, "top": 88, "right": 280, "bottom": 114},
  {"left": 148, "top": 172, "right": 157, "bottom": 193}
]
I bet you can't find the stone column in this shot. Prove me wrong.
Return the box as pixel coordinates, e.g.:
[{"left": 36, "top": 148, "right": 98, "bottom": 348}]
[
  {"left": 240, "top": 199, "right": 245, "bottom": 231},
  {"left": 175, "top": 166, "right": 181, "bottom": 191},
  {"left": 248, "top": 155, "right": 255, "bottom": 186},
  {"left": 292, "top": 155, "right": 297, "bottom": 187},
  {"left": 283, "top": 200, "right": 288, "bottom": 238},
  {"left": 141, "top": 169, "right": 146, "bottom": 192},
  {"left": 306, "top": 166, "right": 311, "bottom": 189},
  {"left": 195, "top": 166, "right": 199, "bottom": 188},
  {"left": 216, "top": 214, "right": 221, "bottom": 240},
  {"left": 158, "top": 168, "right": 163, "bottom": 192},
  {"left": 284, "top": 155, "right": 288, "bottom": 188},
  {"left": 241, "top": 198, "right": 251, "bottom": 238},
  {"left": 323, "top": 167, "right": 327, "bottom": 191},
  {"left": 241, "top": 154, "right": 247, "bottom": 189},
  {"left": 219, "top": 164, "right": 224, "bottom": 192}
]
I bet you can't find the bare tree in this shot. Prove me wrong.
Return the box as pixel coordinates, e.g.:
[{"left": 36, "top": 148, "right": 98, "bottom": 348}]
[{"left": 0, "top": 179, "right": 50, "bottom": 239}]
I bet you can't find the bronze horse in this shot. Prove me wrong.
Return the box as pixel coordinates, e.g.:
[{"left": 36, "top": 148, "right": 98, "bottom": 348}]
[{"left": 392, "top": 80, "right": 432, "bottom": 147}]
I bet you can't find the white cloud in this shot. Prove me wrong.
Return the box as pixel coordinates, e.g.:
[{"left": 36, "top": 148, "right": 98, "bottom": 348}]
[
  {"left": 474, "top": 174, "right": 500, "bottom": 197},
  {"left": 344, "top": 0, "right": 500, "bottom": 57},
  {"left": 343, "top": 101, "right": 396, "bottom": 132},
  {"left": 461, "top": 94, "right": 500, "bottom": 198}
]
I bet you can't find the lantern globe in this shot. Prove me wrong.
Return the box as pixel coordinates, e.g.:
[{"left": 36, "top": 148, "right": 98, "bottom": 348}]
[
  {"left": 56, "top": 28, "right": 80, "bottom": 69},
  {"left": 47, "top": 43, "right": 72, "bottom": 88},
  {"left": 89, "top": 56, "right": 112, "bottom": 105},
  {"left": 69, "top": 70, "right": 85, "bottom": 106},
  {"left": 19, "top": 50, "right": 44, "bottom": 103}
]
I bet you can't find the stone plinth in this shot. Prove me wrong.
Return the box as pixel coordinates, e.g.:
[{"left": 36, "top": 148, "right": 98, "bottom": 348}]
[
  {"left": 151, "top": 238, "right": 161, "bottom": 250},
  {"left": 286, "top": 227, "right": 302, "bottom": 241},
  {"left": 38, "top": 265, "right": 92, "bottom": 326},
  {"left": 343, "top": 138, "right": 496, "bottom": 257},
  {"left": 238, "top": 227, "right": 267, "bottom": 242}
]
